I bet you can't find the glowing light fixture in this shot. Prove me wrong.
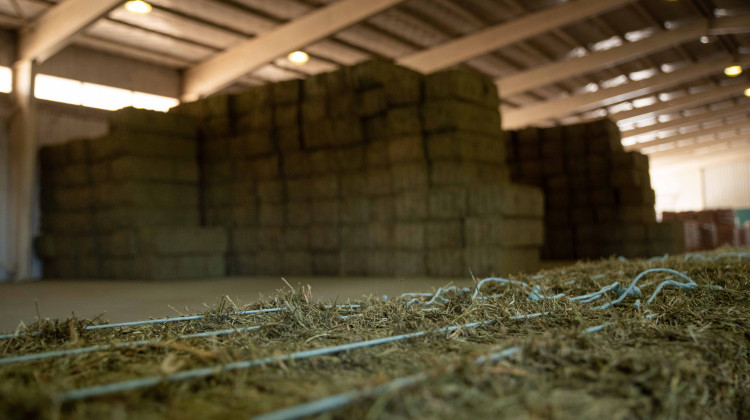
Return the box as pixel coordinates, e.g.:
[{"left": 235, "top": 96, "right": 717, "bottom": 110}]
[
  {"left": 700, "top": 36, "right": 710, "bottom": 44},
  {"left": 287, "top": 51, "right": 309, "bottom": 65},
  {"left": 724, "top": 65, "right": 743, "bottom": 77},
  {"left": 745, "top": 87, "right": 750, "bottom": 98},
  {"left": 125, "top": 0, "right": 152, "bottom": 14}
]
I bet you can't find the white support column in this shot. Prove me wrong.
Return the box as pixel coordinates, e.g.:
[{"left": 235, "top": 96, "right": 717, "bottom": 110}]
[
  {"left": 8, "top": 59, "right": 37, "bottom": 281},
  {"left": 503, "top": 56, "right": 735, "bottom": 129},
  {"left": 497, "top": 20, "right": 708, "bottom": 98}
]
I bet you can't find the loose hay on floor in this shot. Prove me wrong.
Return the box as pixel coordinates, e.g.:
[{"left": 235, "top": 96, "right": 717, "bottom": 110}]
[{"left": 1, "top": 249, "right": 749, "bottom": 419}]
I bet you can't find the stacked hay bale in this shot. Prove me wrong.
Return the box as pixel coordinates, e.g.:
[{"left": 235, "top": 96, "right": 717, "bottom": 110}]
[
  {"left": 37, "top": 108, "right": 228, "bottom": 279},
  {"left": 180, "top": 60, "right": 545, "bottom": 277},
  {"left": 38, "top": 140, "right": 99, "bottom": 278},
  {"left": 506, "top": 120, "right": 684, "bottom": 259}
]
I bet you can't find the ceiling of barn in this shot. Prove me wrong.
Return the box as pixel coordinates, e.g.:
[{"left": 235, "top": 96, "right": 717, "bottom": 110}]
[{"left": 0, "top": 0, "right": 749, "bottom": 163}]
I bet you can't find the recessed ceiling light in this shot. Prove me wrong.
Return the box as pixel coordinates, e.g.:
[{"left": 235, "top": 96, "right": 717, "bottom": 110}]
[
  {"left": 724, "top": 65, "right": 743, "bottom": 77},
  {"left": 700, "top": 36, "right": 710, "bottom": 44},
  {"left": 745, "top": 87, "right": 750, "bottom": 97},
  {"left": 288, "top": 51, "right": 309, "bottom": 65},
  {"left": 125, "top": 1, "right": 152, "bottom": 14}
]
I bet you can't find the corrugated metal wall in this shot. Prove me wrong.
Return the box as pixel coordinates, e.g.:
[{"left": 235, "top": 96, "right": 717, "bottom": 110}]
[{"left": 704, "top": 158, "right": 750, "bottom": 209}]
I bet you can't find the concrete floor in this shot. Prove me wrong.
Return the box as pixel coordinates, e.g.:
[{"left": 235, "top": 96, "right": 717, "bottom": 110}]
[{"left": 0, "top": 276, "right": 475, "bottom": 332}]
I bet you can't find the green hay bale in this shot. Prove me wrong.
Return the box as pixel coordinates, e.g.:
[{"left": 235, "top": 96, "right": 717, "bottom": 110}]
[
  {"left": 340, "top": 225, "right": 370, "bottom": 249},
  {"left": 95, "top": 208, "right": 200, "bottom": 232},
  {"left": 394, "top": 250, "right": 426, "bottom": 276},
  {"left": 349, "top": 60, "right": 422, "bottom": 105},
  {"left": 34, "top": 234, "right": 98, "bottom": 258},
  {"left": 96, "top": 157, "right": 199, "bottom": 184},
  {"left": 90, "top": 132, "right": 197, "bottom": 161},
  {"left": 284, "top": 228, "right": 310, "bottom": 251},
  {"left": 428, "top": 188, "right": 467, "bottom": 219},
  {"left": 391, "top": 163, "right": 428, "bottom": 193},
  {"left": 109, "top": 107, "right": 196, "bottom": 138},
  {"left": 311, "top": 200, "right": 339, "bottom": 225},
  {"left": 365, "top": 250, "right": 396, "bottom": 276},
  {"left": 93, "top": 183, "right": 199, "bottom": 209},
  {"left": 201, "top": 117, "right": 234, "bottom": 139},
  {"left": 309, "top": 225, "right": 340, "bottom": 251},
  {"left": 234, "top": 85, "right": 273, "bottom": 115},
  {"left": 339, "top": 198, "right": 372, "bottom": 225},
  {"left": 394, "top": 222, "right": 425, "bottom": 250},
  {"left": 386, "top": 107, "right": 422, "bottom": 138},
  {"left": 394, "top": 191, "right": 428, "bottom": 221},
  {"left": 273, "top": 80, "right": 302, "bottom": 105},
  {"left": 426, "top": 131, "right": 506, "bottom": 164},
  {"left": 274, "top": 104, "right": 299, "bottom": 128},
  {"left": 41, "top": 211, "right": 96, "bottom": 234},
  {"left": 282, "top": 251, "right": 314, "bottom": 275},
  {"left": 357, "top": 88, "right": 388, "bottom": 117},
  {"left": 426, "top": 248, "right": 465, "bottom": 277},
  {"left": 366, "top": 169, "right": 393, "bottom": 196},
  {"left": 230, "top": 130, "right": 275, "bottom": 158},
  {"left": 285, "top": 201, "right": 313, "bottom": 227},
  {"left": 387, "top": 136, "right": 425, "bottom": 164},
  {"left": 232, "top": 85, "right": 273, "bottom": 113},
  {"left": 425, "top": 221, "right": 463, "bottom": 248},
  {"left": 258, "top": 204, "right": 285, "bottom": 227},
  {"left": 465, "top": 217, "right": 544, "bottom": 247},
  {"left": 235, "top": 108, "right": 273, "bottom": 133},
  {"left": 424, "top": 69, "right": 500, "bottom": 108},
  {"left": 422, "top": 100, "right": 502, "bottom": 136},
  {"left": 464, "top": 246, "right": 540, "bottom": 277}
]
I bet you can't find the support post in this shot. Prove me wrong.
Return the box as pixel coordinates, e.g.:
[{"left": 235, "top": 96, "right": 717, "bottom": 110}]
[{"left": 8, "top": 59, "right": 37, "bottom": 281}]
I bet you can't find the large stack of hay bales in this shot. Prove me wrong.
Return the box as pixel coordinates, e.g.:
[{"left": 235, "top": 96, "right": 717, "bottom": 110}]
[
  {"left": 37, "top": 109, "right": 228, "bottom": 279},
  {"left": 173, "top": 60, "right": 545, "bottom": 278},
  {"left": 505, "top": 120, "right": 684, "bottom": 259}
]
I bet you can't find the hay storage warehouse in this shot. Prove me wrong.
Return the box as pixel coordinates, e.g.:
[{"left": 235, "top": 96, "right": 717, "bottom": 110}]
[{"left": 0, "top": 0, "right": 749, "bottom": 418}]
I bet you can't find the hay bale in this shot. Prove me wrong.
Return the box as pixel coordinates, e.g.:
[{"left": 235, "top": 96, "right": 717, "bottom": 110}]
[
  {"left": 109, "top": 107, "right": 196, "bottom": 138},
  {"left": 425, "top": 221, "right": 463, "bottom": 248},
  {"left": 394, "top": 251, "right": 426, "bottom": 276},
  {"left": 230, "top": 131, "right": 275, "bottom": 158},
  {"left": 90, "top": 132, "right": 196, "bottom": 161},
  {"left": 340, "top": 198, "right": 372, "bottom": 225},
  {"left": 422, "top": 100, "right": 502, "bottom": 136},
  {"left": 426, "top": 131, "right": 506, "bottom": 163},
  {"left": 391, "top": 163, "right": 429, "bottom": 192},
  {"left": 395, "top": 192, "right": 428, "bottom": 221},
  {"left": 309, "top": 225, "right": 340, "bottom": 251},
  {"left": 394, "top": 223, "right": 424, "bottom": 250},
  {"left": 429, "top": 188, "right": 467, "bottom": 219},
  {"left": 286, "top": 201, "right": 313, "bottom": 227},
  {"left": 282, "top": 251, "right": 313, "bottom": 275},
  {"left": 464, "top": 247, "right": 540, "bottom": 277},
  {"left": 465, "top": 217, "right": 544, "bottom": 247},
  {"left": 95, "top": 208, "right": 200, "bottom": 232},
  {"left": 387, "top": 136, "right": 425, "bottom": 163},
  {"left": 426, "top": 248, "right": 465, "bottom": 277},
  {"left": 424, "top": 69, "right": 500, "bottom": 108}
]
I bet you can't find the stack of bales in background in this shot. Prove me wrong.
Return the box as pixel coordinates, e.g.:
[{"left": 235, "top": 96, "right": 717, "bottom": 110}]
[
  {"left": 506, "top": 120, "right": 683, "bottom": 259},
  {"left": 175, "top": 60, "right": 544, "bottom": 277},
  {"left": 662, "top": 209, "right": 742, "bottom": 250},
  {"left": 38, "top": 140, "right": 99, "bottom": 278},
  {"left": 37, "top": 108, "right": 228, "bottom": 279}
]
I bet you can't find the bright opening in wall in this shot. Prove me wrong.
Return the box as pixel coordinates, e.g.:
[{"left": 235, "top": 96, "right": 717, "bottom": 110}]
[
  {"left": 0, "top": 66, "right": 11, "bottom": 93},
  {"left": 33, "top": 74, "right": 178, "bottom": 112}
]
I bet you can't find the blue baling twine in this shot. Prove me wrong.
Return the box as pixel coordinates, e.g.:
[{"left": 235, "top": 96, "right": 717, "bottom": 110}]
[
  {"left": 258, "top": 314, "right": 615, "bottom": 420},
  {"left": 56, "top": 319, "right": 498, "bottom": 402}
]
